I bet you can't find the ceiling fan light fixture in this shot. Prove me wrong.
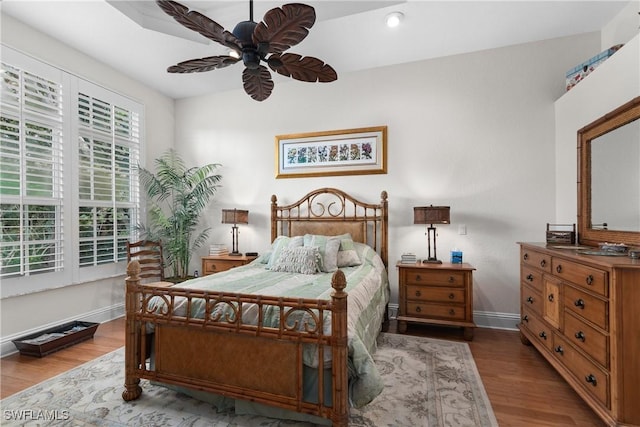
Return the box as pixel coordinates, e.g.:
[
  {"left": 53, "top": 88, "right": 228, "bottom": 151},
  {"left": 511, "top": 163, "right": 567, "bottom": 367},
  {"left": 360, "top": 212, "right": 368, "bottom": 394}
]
[{"left": 385, "top": 11, "right": 404, "bottom": 28}]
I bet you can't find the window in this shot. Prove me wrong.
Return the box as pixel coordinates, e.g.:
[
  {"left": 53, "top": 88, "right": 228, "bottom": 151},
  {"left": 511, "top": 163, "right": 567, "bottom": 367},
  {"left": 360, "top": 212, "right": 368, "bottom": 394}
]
[{"left": 0, "top": 47, "right": 143, "bottom": 297}]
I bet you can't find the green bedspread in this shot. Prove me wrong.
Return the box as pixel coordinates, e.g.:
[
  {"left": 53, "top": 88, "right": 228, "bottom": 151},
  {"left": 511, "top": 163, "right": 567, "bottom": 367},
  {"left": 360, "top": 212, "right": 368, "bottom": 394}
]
[{"left": 146, "top": 242, "right": 389, "bottom": 409}]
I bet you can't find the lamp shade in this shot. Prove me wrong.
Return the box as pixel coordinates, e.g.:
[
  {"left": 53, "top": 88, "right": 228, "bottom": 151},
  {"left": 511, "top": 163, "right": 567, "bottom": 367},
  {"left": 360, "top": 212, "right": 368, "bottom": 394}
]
[
  {"left": 414, "top": 206, "right": 450, "bottom": 225},
  {"left": 221, "top": 209, "right": 249, "bottom": 225}
]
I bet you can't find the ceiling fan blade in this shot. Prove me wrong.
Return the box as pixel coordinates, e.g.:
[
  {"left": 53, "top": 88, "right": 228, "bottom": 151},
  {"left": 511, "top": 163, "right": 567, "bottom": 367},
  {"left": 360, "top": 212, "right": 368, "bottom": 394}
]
[
  {"left": 167, "top": 56, "right": 239, "bottom": 73},
  {"left": 242, "top": 66, "right": 274, "bottom": 101},
  {"left": 253, "top": 4, "right": 315, "bottom": 54},
  {"left": 268, "top": 53, "right": 337, "bottom": 83},
  {"left": 156, "top": 0, "right": 242, "bottom": 52}
]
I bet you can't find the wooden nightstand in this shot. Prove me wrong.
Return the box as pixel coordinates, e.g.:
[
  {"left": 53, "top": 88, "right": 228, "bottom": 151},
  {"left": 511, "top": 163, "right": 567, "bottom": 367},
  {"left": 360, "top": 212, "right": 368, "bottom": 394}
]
[
  {"left": 201, "top": 254, "right": 257, "bottom": 276},
  {"left": 397, "top": 261, "right": 476, "bottom": 340}
]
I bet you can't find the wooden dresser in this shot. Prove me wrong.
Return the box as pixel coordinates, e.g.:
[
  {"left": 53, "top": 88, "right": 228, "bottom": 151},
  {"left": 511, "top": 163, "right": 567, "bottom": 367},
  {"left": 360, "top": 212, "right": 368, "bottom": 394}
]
[
  {"left": 201, "top": 254, "right": 257, "bottom": 276},
  {"left": 518, "top": 242, "right": 640, "bottom": 427},
  {"left": 397, "top": 262, "right": 476, "bottom": 340}
]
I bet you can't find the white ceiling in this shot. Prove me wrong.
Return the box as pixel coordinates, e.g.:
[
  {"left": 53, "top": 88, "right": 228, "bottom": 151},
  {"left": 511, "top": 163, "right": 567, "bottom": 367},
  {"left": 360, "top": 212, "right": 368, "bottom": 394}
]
[{"left": 1, "top": 1, "right": 628, "bottom": 99}]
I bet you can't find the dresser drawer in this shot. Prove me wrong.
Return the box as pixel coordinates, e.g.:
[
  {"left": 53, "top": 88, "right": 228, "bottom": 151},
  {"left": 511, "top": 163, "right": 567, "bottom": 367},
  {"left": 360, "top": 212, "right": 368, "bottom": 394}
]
[
  {"left": 551, "top": 258, "right": 607, "bottom": 297},
  {"left": 521, "top": 307, "right": 554, "bottom": 352},
  {"left": 521, "top": 265, "right": 544, "bottom": 293},
  {"left": 521, "top": 248, "right": 552, "bottom": 273},
  {"left": 564, "top": 311, "right": 608, "bottom": 368},
  {"left": 553, "top": 334, "right": 610, "bottom": 408},
  {"left": 564, "top": 285, "right": 608, "bottom": 331},
  {"left": 406, "top": 302, "right": 466, "bottom": 321},
  {"left": 521, "top": 283, "right": 543, "bottom": 317},
  {"left": 404, "top": 270, "right": 465, "bottom": 287},
  {"left": 406, "top": 285, "right": 465, "bottom": 304}
]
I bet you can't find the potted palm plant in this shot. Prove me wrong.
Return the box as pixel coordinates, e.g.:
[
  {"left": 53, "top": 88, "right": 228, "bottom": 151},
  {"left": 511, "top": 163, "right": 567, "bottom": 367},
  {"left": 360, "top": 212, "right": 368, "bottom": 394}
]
[{"left": 137, "top": 149, "right": 222, "bottom": 281}]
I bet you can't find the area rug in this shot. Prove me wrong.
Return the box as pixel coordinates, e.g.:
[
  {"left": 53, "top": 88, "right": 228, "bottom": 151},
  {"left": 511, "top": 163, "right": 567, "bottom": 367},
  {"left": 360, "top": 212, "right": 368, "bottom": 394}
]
[{"left": 0, "top": 333, "right": 498, "bottom": 426}]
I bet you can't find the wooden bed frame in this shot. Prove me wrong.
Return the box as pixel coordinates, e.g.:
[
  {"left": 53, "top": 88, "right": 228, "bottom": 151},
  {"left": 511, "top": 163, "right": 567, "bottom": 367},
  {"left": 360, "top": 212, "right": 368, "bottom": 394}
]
[{"left": 122, "top": 188, "right": 388, "bottom": 426}]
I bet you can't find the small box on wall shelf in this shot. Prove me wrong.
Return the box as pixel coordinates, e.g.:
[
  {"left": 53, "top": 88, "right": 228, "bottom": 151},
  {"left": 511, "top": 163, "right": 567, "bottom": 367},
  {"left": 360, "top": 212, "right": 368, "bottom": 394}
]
[{"left": 565, "top": 44, "right": 623, "bottom": 91}]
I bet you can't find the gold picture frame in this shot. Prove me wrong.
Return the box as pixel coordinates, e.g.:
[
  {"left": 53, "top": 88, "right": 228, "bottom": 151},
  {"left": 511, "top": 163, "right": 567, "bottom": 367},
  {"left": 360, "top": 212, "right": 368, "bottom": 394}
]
[{"left": 275, "top": 126, "right": 387, "bottom": 179}]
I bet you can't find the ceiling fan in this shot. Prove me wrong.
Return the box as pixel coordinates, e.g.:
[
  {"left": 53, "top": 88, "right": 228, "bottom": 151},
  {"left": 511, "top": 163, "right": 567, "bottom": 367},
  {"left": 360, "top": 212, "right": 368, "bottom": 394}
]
[{"left": 156, "top": 0, "right": 338, "bottom": 101}]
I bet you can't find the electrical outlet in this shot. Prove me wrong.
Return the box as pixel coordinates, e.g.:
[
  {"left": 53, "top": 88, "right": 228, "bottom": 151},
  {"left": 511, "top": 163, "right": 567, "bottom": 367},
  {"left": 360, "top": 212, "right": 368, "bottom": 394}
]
[{"left": 458, "top": 224, "right": 467, "bottom": 235}]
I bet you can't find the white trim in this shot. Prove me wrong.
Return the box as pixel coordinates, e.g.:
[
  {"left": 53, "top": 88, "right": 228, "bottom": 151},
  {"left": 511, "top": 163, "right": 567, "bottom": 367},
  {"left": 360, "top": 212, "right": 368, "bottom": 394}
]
[
  {"left": 0, "top": 303, "right": 124, "bottom": 357},
  {"left": 387, "top": 303, "right": 520, "bottom": 331}
]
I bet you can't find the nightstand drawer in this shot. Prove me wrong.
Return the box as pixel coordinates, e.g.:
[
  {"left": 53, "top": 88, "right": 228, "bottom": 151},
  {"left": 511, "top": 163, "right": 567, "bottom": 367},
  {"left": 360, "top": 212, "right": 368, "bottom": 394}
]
[
  {"left": 406, "top": 302, "right": 466, "bottom": 321},
  {"left": 406, "top": 285, "right": 465, "bottom": 303},
  {"left": 404, "top": 270, "right": 465, "bottom": 287},
  {"left": 203, "top": 260, "right": 236, "bottom": 274}
]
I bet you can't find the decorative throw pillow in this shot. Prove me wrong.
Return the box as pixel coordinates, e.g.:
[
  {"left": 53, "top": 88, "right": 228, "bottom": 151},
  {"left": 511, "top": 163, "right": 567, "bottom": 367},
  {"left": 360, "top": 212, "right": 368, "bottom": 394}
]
[
  {"left": 336, "top": 233, "right": 362, "bottom": 267},
  {"left": 303, "top": 234, "right": 341, "bottom": 272},
  {"left": 266, "top": 235, "right": 304, "bottom": 269},
  {"left": 270, "top": 246, "right": 321, "bottom": 275}
]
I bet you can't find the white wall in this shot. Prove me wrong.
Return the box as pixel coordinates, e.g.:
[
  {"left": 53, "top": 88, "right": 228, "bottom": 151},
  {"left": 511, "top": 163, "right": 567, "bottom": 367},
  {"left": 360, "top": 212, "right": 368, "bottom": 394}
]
[
  {"left": 173, "top": 32, "right": 601, "bottom": 329},
  {"left": 0, "top": 14, "right": 174, "bottom": 353},
  {"left": 555, "top": 33, "right": 640, "bottom": 225}
]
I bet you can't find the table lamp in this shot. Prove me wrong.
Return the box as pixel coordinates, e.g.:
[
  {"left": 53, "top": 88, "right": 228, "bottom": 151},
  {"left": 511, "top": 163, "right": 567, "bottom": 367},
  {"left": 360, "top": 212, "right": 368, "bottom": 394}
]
[
  {"left": 414, "top": 205, "right": 450, "bottom": 264},
  {"left": 221, "top": 209, "right": 249, "bottom": 256}
]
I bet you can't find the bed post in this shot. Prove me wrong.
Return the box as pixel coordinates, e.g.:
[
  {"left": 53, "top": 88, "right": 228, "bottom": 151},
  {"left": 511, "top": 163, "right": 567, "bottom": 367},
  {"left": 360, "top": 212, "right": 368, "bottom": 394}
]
[
  {"left": 330, "top": 269, "right": 349, "bottom": 427},
  {"left": 270, "top": 194, "right": 278, "bottom": 242},
  {"left": 122, "top": 261, "right": 142, "bottom": 401},
  {"left": 380, "top": 190, "right": 388, "bottom": 267}
]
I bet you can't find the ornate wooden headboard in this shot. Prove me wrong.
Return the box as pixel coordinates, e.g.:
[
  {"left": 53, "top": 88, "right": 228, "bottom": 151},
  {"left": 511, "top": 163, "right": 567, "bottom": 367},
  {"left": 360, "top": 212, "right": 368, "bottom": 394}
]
[{"left": 270, "top": 188, "right": 388, "bottom": 267}]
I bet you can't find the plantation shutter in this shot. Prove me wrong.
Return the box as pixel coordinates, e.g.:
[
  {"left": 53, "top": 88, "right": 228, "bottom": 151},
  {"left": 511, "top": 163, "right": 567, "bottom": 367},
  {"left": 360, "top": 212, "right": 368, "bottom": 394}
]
[
  {"left": 77, "top": 88, "right": 140, "bottom": 267},
  {"left": 0, "top": 61, "right": 65, "bottom": 278}
]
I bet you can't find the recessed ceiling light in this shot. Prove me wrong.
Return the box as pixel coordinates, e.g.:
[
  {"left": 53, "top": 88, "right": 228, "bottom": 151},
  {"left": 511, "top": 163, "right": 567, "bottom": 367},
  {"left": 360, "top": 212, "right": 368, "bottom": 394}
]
[{"left": 385, "top": 11, "right": 404, "bottom": 28}]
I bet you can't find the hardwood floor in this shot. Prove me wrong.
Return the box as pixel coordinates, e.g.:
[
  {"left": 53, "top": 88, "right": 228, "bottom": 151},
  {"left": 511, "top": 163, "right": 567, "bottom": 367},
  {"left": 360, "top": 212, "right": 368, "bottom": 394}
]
[{"left": 1, "top": 318, "right": 604, "bottom": 427}]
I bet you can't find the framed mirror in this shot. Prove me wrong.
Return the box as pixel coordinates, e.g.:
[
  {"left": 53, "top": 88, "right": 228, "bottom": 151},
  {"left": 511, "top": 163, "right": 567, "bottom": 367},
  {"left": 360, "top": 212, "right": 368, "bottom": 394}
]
[{"left": 578, "top": 96, "right": 640, "bottom": 247}]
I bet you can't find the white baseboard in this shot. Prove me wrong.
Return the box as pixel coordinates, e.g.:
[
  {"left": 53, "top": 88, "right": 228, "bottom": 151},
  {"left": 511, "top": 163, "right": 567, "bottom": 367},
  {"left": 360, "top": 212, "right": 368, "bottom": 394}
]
[
  {"left": 387, "top": 303, "right": 519, "bottom": 331},
  {"left": 1, "top": 303, "right": 125, "bottom": 358}
]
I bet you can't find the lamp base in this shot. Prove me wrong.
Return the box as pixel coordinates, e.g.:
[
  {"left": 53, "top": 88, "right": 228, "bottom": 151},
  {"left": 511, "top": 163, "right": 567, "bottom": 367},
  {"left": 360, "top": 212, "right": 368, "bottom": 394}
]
[
  {"left": 423, "top": 258, "right": 442, "bottom": 264},
  {"left": 228, "top": 252, "right": 243, "bottom": 257}
]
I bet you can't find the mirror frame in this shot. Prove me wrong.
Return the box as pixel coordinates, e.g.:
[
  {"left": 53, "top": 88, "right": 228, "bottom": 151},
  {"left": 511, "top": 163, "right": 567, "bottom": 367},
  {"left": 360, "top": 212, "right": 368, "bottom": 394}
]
[{"left": 577, "top": 96, "right": 640, "bottom": 247}]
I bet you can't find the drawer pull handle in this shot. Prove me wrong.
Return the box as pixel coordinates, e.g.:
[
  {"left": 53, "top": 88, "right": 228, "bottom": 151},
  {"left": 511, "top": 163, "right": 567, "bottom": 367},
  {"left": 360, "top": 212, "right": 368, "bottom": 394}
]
[
  {"left": 575, "top": 331, "right": 586, "bottom": 342},
  {"left": 526, "top": 296, "right": 534, "bottom": 304},
  {"left": 522, "top": 315, "right": 529, "bottom": 323},
  {"left": 448, "top": 293, "right": 455, "bottom": 299},
  {"left": 448, "top": 276, "right": 455, "bottom": 283},
  {"left": 574, "top": 299, "right": 585, "bottom": 309},
  {"left": 523, "top": 253, "right": 529, "bottom": 261},
  {"left": 416, "top": 275, "right": 422, "bottom": 282},
  {"left": 449, "top": 309, "right": 455, "bottom": 316},
  {"left": 539, "top": 331, "right": 547, "bottom": 340},
  {"left": 415, "top": 290, "right": 422, "bottom": 297},
  {"left": 585, "top": 374, "right": 598, "bottom": 386},
  {"left": 586, "top": 275, "right": 594, "bottom": 285},
  {"left": 547, "top": 293, "right": 554, "bottom": 302},
  {"left": 554, "top": 345, "right": 564, "bottom": 354},
  {"left": 540, "top": 259, "right": 546, "bottom": 268},
  {"left": 526, "top": 274, "right": 534, "bottom": 282},
  {"left": 556, "top": 265, "right": 562, "bottom": 273},
  {"left": 415, "top": 306, "right": 422, "bottom": 313}
]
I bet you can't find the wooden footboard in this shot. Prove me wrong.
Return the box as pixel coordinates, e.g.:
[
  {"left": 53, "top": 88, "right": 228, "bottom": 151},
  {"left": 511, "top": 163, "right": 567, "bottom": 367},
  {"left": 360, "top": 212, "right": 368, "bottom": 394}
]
[{"left": 122, "top": 260, "right": 349, "bottom": 426}]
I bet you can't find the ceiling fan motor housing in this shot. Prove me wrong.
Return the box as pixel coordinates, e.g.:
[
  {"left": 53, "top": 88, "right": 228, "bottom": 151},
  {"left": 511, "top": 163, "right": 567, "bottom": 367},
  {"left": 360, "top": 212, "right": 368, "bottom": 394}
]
[{"left": 233, "top": 20, "right": 262, "bottom": 69}]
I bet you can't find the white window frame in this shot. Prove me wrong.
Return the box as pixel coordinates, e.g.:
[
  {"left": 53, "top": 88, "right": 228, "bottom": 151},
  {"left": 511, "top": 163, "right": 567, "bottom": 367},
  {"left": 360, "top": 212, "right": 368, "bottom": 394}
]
[{"left": 0, "top": 46, "right": 143, "bottom": 298}]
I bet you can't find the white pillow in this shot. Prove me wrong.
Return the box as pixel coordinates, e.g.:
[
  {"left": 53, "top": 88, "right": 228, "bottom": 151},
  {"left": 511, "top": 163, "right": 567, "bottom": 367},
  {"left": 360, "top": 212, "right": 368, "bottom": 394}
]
[
  {"left": 303, "top": 234, "right": 341, "bottom": 272},
  {"left": 270, "top": 246, "right": 321, "bottom": 275},
  {"left": 266, "top": 235, "right": 303, "bottom": 269},
  {"left": 336, "top": 233, "right": 362, "bottom": 267}
]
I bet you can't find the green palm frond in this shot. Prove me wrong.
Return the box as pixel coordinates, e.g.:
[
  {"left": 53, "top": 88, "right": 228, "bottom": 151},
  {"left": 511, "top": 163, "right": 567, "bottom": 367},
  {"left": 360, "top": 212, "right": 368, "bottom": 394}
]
[{"left": 137, "top": 149, "right": 222, "bottom": 278}]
